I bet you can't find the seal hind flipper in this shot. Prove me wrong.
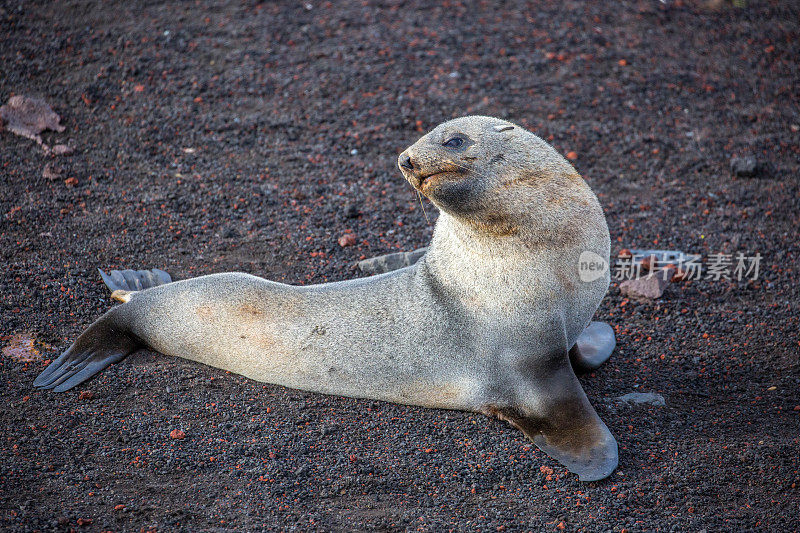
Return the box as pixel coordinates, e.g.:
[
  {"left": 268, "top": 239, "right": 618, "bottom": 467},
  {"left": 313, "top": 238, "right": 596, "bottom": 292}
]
[
  {"left": 34, "top": 313, "right": 139, "bottom": 392},
  {"left": 35, "top": 267, "right": 168, "bottom": 391},
  {"left": 98, "top": 268, "right": 172, "bottom": 292},
  {"left": 569, "top": 321, "right": 616, "bottom": 372}
]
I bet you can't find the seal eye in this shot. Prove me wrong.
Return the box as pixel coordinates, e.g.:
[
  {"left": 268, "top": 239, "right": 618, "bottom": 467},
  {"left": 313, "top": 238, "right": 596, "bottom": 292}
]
[{"left": 442, "top": 137, "right": 464, "bottom": 149}]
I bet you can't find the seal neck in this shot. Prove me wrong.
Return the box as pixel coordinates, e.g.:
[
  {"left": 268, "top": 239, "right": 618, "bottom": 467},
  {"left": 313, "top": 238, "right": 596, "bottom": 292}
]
[
  {"left": 421, "top": 213, "right": 546, "bottom": 306},
  {"left": 432, "top": 212, "right": 527, "bottom": 259}
]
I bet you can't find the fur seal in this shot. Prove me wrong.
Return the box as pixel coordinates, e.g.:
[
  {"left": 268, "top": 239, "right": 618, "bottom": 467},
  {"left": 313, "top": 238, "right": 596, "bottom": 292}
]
[{"left": 34, "top": 116, "right": 618, "bottom": 481}]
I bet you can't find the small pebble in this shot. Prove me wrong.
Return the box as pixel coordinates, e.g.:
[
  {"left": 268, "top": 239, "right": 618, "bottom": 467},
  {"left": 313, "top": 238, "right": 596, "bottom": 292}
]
[
  {"left": 42, "top": 163, "right": 62, "bottom": 180},
  {"left": 338, "top": 233, "right": 357, "bottom": 247},
  {"left": 51, "top": 144, "right": 74, "bottom": 156},
  {"left": 619, "top": 274, "right": 670, "bottom": 302},
  {"left": 616, "top": 392, "right": 666, "bottom": 407},
  {"left": 669, "top": 265, "right": 687, "bottom": 282},
  {"left": 730, "top": 155, "right": 757, "bottom": 177},
  {"left": 639, "top": 254, "right": 657, "bottom": 272}
]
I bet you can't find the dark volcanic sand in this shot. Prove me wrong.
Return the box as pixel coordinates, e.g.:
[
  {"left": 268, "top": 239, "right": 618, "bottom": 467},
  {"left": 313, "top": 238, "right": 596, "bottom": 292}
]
[{"left": 1, "top": 1, "right": 799, "bottom": 531}]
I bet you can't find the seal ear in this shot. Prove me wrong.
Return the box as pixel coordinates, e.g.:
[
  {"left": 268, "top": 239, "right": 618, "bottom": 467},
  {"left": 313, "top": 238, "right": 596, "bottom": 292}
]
[{"left": 492, "top": 124, "right": 515, "bottom": 132}]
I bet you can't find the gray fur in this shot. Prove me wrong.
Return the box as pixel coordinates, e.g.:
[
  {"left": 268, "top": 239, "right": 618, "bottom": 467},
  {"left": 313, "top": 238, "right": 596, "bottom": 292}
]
[{"left": 36, "top": 116, "right": 617, "bottom": 481}]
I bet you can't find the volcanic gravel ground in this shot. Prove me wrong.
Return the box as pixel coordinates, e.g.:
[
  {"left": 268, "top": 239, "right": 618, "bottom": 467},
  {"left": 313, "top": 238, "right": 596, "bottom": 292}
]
[{"left": 1, "top": 0, "right": 799, "bottom": 531}]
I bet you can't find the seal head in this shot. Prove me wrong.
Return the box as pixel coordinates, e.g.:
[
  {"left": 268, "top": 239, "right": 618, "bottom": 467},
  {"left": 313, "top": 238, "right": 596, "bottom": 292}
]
[{"left": 398, "top": 115, "right": 599, "bottom": 242}]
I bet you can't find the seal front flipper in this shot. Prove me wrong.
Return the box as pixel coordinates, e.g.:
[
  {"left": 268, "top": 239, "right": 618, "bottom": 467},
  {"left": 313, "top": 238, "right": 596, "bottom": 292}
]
[
  {"left": 486, "top": 358, "right": 618, "bottom": 482},
  {"left": 357, "top": 248, "right": 428, "bottom": 275},
  {"left": 569, "top": 321, "right": 616, "bottom": 372},
  {"left": 34, "top": 311, "right": 139, "bottom": 392}
]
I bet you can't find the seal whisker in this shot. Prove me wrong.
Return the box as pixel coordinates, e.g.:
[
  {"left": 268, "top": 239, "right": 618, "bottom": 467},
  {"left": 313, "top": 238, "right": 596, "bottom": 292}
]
[{"left": 416, "top": 189, "right": 431, "bottom": 224}]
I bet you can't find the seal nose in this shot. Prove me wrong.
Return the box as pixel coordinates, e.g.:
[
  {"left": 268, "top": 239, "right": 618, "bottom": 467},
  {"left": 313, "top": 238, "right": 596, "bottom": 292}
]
[{"left": 399, "top": 153, "right": 414, "bottom": 171}]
